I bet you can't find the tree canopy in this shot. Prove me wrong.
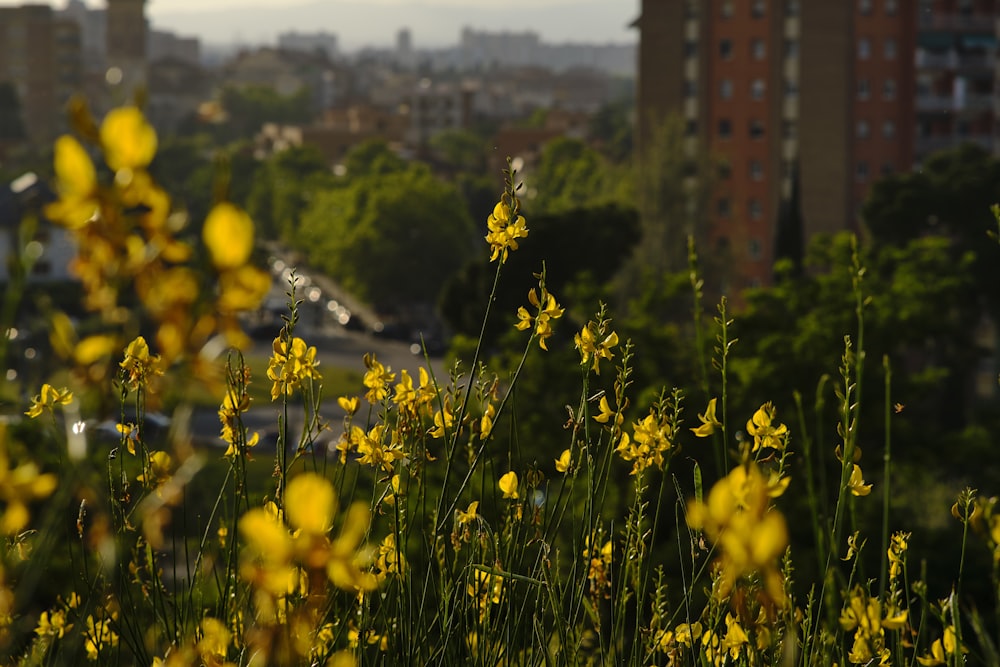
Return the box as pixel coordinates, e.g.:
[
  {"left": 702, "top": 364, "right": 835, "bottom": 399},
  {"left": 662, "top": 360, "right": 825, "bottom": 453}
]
[{"left": 297, "top": 160, "right": 475, "bottom": 311}]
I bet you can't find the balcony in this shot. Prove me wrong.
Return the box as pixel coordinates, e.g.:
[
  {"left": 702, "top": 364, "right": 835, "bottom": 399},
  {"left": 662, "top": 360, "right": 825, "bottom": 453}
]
[
  {"left": 916, "top": 93, "right": 994, "bottom": 113},
  {"left": 918, "top": 14, "right": 995, "bottom": 32},
  {"left": 915, "top": 49, "right": 993, "bottom": 71}
]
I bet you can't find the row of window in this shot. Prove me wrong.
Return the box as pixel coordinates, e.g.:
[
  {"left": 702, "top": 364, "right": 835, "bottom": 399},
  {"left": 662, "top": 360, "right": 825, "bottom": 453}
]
[
  {"left": 859, "top": 0, "right": 898, "bottom": 16},
  {"left": 693, "top": 0, "right": 902, "bottom": 21},
  {"left": 856, "top": 119, "right": 897, "bottom": 139},
  {"left": 718, "top": 118, "right": 767, "bottom": 139},
  {"left": 858, "top": 78, "right": 897, "bottom": 101},
  {"left": 689, "top": 76, "right": 893, "bottom": 102},
  {"left": 687, "top": 35, "right": 897, "bottom": 64},
  {"left": 858, "top": 37, "right": 897, "bottom": 60}
]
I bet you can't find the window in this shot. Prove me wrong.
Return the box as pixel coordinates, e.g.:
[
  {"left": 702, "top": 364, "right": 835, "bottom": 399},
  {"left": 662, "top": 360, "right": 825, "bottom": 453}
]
[
  {"left": 858, "top": 78, "right": 870, "bottom": 100},
  {"left": 720, "top": 39, "right": 733, "bottom": 59},
  {"left": 858, "top": 37, "right": 871, "bottom": 60},
  {"left": 784, "top": 79, "right": 799, "bottom": 97},
  {"left": 720, "top": 79, "right": 733, "bottom": 99},
  {"left": 859, "top": 0, "right": 872, "bottom": 14},
  {"left": 782, "top": 120, "right": 797, "bottom": 139},
  {"left": 885, "top": 0, "right": 897, "bottom": 15},
  {"left": 718, "top": 118, "right": 732, "bottom": 138},
  {"left": 881, "top": 162, "right": 895, "bottom": 176},
  {"left": 717, "top": 198, "right": 732, "bottom": 217},
  {"left": 884, "top": 38, "right": 896, "bottom": 59},
  {"left": 882, "top": 120, "right": 895, "bottom": 139},
  {"left": 718, "top": 162, "right": 732, "bottom": 179},
  {"left": 883, "top": 78, "right": 896, "bottom": 100},
  {"left": 856, "top": 119, "right": 870, "bottom": 139},
  {"left": 749, "top": 160, "right": 764, "bottom": 181},
  {"left": 721, "top": 0, "right": 734, "bottom": 18},
  {"left": 786, "top": 1, "right": 800, "bottom": 15},
  {"left": 748, "top": 237, "right": 762, "bottom": 258},
  {"left": 749, "top": 119, "right": 765, "bottom": 139},
  {"left": 751, "top": 38, "right": 766, "bottom": 60},
  {"left": 685, "top": 80, "right": 697, "bottom": 97},
  {"left": 751, "top": 0, "right": 765, "bottom": 18},
  {"left": 856, "top": 161, "right": 870, "bottom": 182},
  {"left": 684, "top": 40, "right": 697, "bottom": 57},
  {"left": 751, "top": 79, "right": 766, "bottom": 100},
  {"left": 785, "top": 40, "right": 798, "bottom": 59},
  {"left": 749, "top": 200, "right": 763, "bottom": 220},
  {"left": 686, "top": 120, "right": 698, "bottom": 136}
]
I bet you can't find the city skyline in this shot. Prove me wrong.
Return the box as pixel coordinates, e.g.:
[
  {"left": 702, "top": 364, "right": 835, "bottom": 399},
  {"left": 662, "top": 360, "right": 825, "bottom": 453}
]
[{"left": 0, "top": 0, "right": 639, "bottom": 50}]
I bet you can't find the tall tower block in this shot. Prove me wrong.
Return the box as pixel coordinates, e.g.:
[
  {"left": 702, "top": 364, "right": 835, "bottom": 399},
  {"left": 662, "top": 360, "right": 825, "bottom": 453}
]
[{"left": 105, "top": 0, "right": 147, "bottom": 93}]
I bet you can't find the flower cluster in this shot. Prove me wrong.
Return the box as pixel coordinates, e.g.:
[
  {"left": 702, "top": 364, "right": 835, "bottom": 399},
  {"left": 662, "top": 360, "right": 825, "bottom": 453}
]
[
  {"left": 515, "top": 287, "right": 564, "bottom": 350},
  {"left": 686, "top": 462, "right": 788, "bottom": 604},
  {"left": 839, "top": 585, "right": 907, "bottom": 664},
  {"left": 44, "top": 103, "right": 269, "bottom": 381},
  {"left": 485, "top": 198, "right": 528, "bottom": 264},
  {"left": 574, "top": 319, "right": 619, "bottom": 375},
  {"left": 616, "top": 408, "right": 675, "bottom": 476},
  {"left": 267, "top": 335, "right": 321, "bottom": 400}
]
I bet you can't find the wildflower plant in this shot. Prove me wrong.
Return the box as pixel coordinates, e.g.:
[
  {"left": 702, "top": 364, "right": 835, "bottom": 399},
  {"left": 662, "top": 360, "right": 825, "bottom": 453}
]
[{"left": 3, "top": 101, "right": 1000, "bottom": 667}]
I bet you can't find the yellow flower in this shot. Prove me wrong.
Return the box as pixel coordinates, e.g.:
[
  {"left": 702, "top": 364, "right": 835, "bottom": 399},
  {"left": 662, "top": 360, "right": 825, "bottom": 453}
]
[
  {"left": 485, "top": 198, "right": 528, "bottom": 263},
  {"left": 745, "top": 402, "right": 788, "bottom": 451},
  {"left": 100, "top": 106, "right": 157, "bottom": 171},
  {"left": 285, "top": 473, "right": 336, "bottom": 535},
  {"left": 120, "top": 336, "right": 163, "bottom": 390},
  {"left": 499, "top": 471, "right": 519, "bottom": 499},
  {"left": 24, "top": 384, "right": 74, "bottom": 418},
  {"left": 515, "top": 288, "right": 563, "bottom": 351},
  {"left": 690, "top": 397, "right": 722, "bottom": 437},
  {"left": 848, "top": 464, "right": 873, "bottom": 497},
  {"left": 456, "top": 501, "right": 480, "bottom": 525},
  {"left": 555, "top": 449, "right": 571, "bottom": 473},
  {"left": 84, "top": 612, "right": 119, "bottom": 661},
  {"left": 45, "top": 135, "right": 99, "bottom": 228},
  {"left": 203, "top": 202, "right": 254, "bottom": 270},
  {"left": 887, "top": 531, "right": 910, "bottom": 580},
  {"left": 593, "top": 395, "right": 622, "bottom": 425},
  {"left": 362, "top": 353, "right": 395, "bottom": 404},
  {"left": 137, "top": 450, "right": 173, "bottom": 486},
  {"left": 338, "top": 395, "right": 360, "bottom": 415},
  {"left": 267, "top": 336, "right": 321, "bottom": 400},
  {"left": 197, "top": 617, "right": 230, "bottom": 663},
  {"left": 686, "top": 463, "right": 788, "bottom": 603},
  {"left": 574, "top": 321, "right": 618, "bottom": 375},
  {"left": 217, "top": 264, "right": 271, "bottom": 312},
  {"left": 429, "top": 401, "right": 454, "bottom": 439}
]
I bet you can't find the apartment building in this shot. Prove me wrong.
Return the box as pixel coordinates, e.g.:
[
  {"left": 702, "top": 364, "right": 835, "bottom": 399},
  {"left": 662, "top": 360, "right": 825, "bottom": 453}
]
[
  {"left": 0, "top": 4, "right": 83, "bottom": 146},
  {"left": 635, "top": 0, "right": 998, "bottom": 290}
]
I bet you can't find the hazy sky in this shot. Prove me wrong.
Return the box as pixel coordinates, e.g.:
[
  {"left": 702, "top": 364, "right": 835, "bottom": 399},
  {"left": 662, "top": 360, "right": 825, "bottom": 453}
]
[{"left": 2, "top": 0, "right": 639, "bottom": 49}]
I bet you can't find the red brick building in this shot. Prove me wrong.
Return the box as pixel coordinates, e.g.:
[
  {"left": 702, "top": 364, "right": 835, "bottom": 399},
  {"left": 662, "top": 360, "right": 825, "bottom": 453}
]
[{"left": 635, "top": 0, "right": 993, "bottom": 290}]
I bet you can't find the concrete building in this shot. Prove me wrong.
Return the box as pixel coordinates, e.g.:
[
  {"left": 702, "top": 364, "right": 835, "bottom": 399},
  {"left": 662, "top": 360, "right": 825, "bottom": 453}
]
[
  {"left": 0, "top": 4, "right": 83, "bottom": 145},
  {"left": 632, "top": 0, "right": 1000, "bottom": 290},
  {"left": 105, "top": 0, "right": 148, "bottom": 94},
  {"left": 914, "top": 0, "right": 996, "bottom": 161},
  {"left": 277, "top": 31, "right": 339, "bottom": 61}
]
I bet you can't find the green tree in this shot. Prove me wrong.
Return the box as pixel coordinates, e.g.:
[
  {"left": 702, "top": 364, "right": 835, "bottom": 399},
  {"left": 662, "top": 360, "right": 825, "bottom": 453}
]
[
  {"left": 528, "top": 137, "right": 620, "bottom": 215},
  {"left": 630, "top": 113, "right": 717, "bottom": 282},
  {"left": 341, "top": 139, "right": 407, "bottom": 179},
  {"left": 246, "top": 144, "right": 334, "bottom": 240},
  {"left": 863, "top": 143, "right": 1000, "bottom": 320},
  {"left": 589, "top": 98, "right": 634, "bottom": 163},
  {"left": 297, "top": 163, "right": 475, "bottom": 310}
]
